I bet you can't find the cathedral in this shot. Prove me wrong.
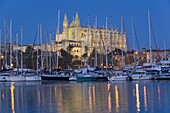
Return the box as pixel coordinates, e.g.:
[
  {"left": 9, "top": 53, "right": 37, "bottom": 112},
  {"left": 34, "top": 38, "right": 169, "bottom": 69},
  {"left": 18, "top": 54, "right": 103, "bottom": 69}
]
[{"left": 54, "top": 12, "right": 127, "bottom": 59}]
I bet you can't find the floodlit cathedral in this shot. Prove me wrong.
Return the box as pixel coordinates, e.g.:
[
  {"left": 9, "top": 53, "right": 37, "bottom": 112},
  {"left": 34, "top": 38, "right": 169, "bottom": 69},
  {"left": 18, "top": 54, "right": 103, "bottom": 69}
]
[{"left": 54, "top": 12, "right": 127, "bottom": 59}]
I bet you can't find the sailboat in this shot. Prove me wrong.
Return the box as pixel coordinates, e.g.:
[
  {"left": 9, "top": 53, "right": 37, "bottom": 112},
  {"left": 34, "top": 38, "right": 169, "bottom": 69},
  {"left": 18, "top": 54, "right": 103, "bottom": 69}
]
[
  {"left": 7, "top": 23, "right": 25, "bottom": 82},
  {"left": 107, "top": 16, "right": 130, "bottom": 81},
  {"left": 24, "top": 24, "right": 42, "bottom": 81},
  {"left": 130, "top": 11, "right": 160, "bottom": 80},
  {"left": 75, "top": 15, "right": 98, "bottom": 82},
  {"left": 41, "top": 10, "right": 73, "bottom": 81}
]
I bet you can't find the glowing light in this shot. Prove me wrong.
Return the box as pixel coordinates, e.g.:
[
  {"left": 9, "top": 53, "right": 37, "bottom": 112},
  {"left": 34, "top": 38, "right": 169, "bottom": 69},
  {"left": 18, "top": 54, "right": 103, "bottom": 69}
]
[
  {"left": 92, "top": 86, "right": 96, "bottom": 109},
  {"left": 143, "top": 86, "right": 148, "bottom": 111},
  {"left": 135, "top": 84, "right": 140, "bottom": 112},
  {"left": 115, "top": 86, "right": 119, "bottom": 112},
  {"left": 10, "top": 83, "right": 15, "bottom": 113},
  {"left": 1, "top": 55, "right": 4, "bottom": 59},
  {"left": 108, "top": 84, "right": 111, "bottom": 112},
  {"left": 107, "top": 83, "right": 111, "bottom": 91}
]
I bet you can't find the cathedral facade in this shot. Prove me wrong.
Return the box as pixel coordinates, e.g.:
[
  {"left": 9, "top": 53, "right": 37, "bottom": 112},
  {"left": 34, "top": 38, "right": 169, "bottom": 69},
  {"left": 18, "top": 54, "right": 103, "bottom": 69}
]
[{"left": 55, "top": 12, "right": 127, "bottom": 59}]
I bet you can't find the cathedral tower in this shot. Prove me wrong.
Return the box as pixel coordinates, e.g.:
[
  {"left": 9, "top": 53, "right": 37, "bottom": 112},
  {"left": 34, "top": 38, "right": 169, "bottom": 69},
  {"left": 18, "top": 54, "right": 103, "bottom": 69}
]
[
  {"left": 63, "top": 13, "right": 68, "bottom": 28},
  {"left": 75, "top": 12, "right": 80, "bottom": 27},
  {"left": 63, "top": 13, "right": 68, "bottom": 39}
]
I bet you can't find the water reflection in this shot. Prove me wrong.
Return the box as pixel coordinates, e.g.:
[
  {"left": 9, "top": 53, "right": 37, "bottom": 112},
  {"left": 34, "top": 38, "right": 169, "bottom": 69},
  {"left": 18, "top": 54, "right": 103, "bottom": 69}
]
[
  {"left": 158, "top": 83, "right": 161, "bottom": 107},
  {"left": 115, "top": 85, "right": 119, "bottom": 112},
  {"left": 135, "top": 84, "right": 140, "bottom": 112},
  {"left": 0, "top": 81, "right": 170, "bottom": 113},
  {"left": 107, "top": 83, "right": 111, "bottom": 113},
  {"left": 10, "top": 83, "right": 15, "bottom": 113},
  {"left": 143, "top": 86, "right": 148, "bottom": 111}
]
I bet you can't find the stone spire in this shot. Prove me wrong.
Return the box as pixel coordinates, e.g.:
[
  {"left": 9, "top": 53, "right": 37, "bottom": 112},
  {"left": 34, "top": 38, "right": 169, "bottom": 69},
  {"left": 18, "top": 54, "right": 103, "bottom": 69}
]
[
  {"left": 75, "top": 12, "right": 80, "bottom": 26},
  {"left": 63, "top": 13, "right": 68, "bottom": 28},
  {"left": 70, "top": 17, "right": 75, "bottom": 27}
]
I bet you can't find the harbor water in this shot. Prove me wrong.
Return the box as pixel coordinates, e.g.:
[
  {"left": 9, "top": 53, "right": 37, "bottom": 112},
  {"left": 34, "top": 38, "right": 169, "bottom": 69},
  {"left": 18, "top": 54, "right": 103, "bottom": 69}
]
[{"left": 0, "top": 80, "right": 170, "bottom": 113}]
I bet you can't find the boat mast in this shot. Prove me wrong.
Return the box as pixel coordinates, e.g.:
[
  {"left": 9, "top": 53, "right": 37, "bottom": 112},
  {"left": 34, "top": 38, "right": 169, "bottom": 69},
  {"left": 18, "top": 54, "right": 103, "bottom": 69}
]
[
  {"left": 56, "top": 10, "right": 60, "bottom": 70},
  {"left": 40, "top": 23, "right": 43, "bottom": 71},
  {"left": 49, "top": 33, "right": 52, "bottom": 74},
  {"left": 148, "top": 10, "right": 152, "bottom": 64},
  {"left": 84, "top": 15, "right": 90, "bottom": 67},
  {"left": 164, "top": 39, "right": 166, "bottom": 60},
  {"left": 37, "top": 24, "right": 39, "bottom": 74},
  {"left": 45, "top": 28, "right": 49, "bottom": 70},
  {"left": 94, "top": 16, "right": 98, "bottom": 67},
  {"left": 101, "top": 25, "right": 104, "bottom": 70},
  {"left": 10, "top": 19, "right": 13, "bottom": 67},
  {"left": 4, "top": 18, "right": 7, "bottom": 66},
  {"left": 110, "top": 17, "right": 114, "bottom": 69},
  {"left": 16, "top": 33, "right": 19, "bottom": 70},
  {"left": 121, "top": 16, "right": 124, "bottom": 68},
  {"left": 131, "top": 16, "right": 136, "bottom": 67},
  {"left": 21, "top": 25, "right": 23, "bottom": 73},
  {"left": 105, "top": 17, "right": 108, "bottom": 70}
]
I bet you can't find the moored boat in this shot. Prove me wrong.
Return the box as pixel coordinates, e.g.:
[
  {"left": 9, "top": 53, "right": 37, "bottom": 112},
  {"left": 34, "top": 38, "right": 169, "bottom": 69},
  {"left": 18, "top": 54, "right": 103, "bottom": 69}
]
[
  {"left": 25, "top": 75, "right": 41, "bottom": 81},
  {"left": 107, "top": 75, "right": 129, "bottom": 81},
  {"left": 77, "top": 75, "right": 97, "bottom": 82},
  {"left": 69, "top": 76, "right": 77, "bottom": 81},
  {"left": 130, "top": 69, "right": 157, "bottom": 80},
  {"left": 7, "top": 75, "right": 26, "bottom": 82}
]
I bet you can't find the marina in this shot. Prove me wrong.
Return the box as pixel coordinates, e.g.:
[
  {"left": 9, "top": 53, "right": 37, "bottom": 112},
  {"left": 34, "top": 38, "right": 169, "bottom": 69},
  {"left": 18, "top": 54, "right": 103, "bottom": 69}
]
[
  {"left": 0, "top": 80, "right": 170, "bottom": 113},
  {"left": 0, "top": 0, "right": 170, "bottom": 112}
]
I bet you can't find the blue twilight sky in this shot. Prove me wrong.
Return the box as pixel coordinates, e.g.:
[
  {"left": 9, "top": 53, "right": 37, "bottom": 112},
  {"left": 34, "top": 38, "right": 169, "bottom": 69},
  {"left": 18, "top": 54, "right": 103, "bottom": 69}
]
[{"left": 0, "top": 0, "right": 170, "bottom": 50}]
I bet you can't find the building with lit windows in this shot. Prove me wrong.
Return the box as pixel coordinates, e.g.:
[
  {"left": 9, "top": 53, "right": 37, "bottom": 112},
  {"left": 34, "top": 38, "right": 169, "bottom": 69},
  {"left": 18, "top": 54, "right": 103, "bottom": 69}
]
[{"left": 53, "top": 12, "right": 127, "bottom": 59}]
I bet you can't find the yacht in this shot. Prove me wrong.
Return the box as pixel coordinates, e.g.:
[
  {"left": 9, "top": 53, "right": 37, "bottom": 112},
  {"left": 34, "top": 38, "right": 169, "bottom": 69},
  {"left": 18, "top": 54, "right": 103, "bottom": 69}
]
[
  {"left": 107, "top": 69, "right": 133, "bottom": 81},
  {"left": 130, "top": 69, "right": 157, "bottom": 80},
  {"left": 24, "top": 72, "right": 41, "bottom": 81}
]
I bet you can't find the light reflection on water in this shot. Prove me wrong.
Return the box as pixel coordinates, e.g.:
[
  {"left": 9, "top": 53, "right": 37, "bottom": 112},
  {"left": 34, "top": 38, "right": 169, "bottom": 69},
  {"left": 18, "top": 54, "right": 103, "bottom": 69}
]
[
  {"left": 115, "top": 85, "right": 119, "bottom": 112},
  {"left": 135, "top": 84, "right": 140, "bottom": 112},
  {"left": 0, "top": 81, "right": 170, "bottom": 113},
  {"left": 10, "top": 83, "right": 15, "bottom": 113},
  {"left": 143, "top": 86, "right": 148, "bottom": 112}
]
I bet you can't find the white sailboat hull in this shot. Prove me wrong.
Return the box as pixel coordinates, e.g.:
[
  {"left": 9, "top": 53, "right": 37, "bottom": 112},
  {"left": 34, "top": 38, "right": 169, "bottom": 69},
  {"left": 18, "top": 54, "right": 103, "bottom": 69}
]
[
  {"left": 7, "top": 76, "right": 26, "bottom": 82},
  {"left": 108, "top": 76, "right": 128, "bottom": 81},
  {"left": 69, "top": 76, "right": 77, "bottom": 81},
  {"left": 26, "top": 76, "right": 41, "bottom": 81},
  {"left": 131, "top": 75, "right": 151, "bottom": 80}
]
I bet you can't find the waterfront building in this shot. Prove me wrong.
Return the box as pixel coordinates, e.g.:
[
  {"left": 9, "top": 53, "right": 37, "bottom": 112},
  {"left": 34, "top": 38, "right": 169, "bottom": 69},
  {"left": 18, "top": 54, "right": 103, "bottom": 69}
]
[
  {"left": 126, "top": 48, "right": 170, "bottom": 65},
  {"left": 53, "top": 12, "right": 127, "bottom": 59}
]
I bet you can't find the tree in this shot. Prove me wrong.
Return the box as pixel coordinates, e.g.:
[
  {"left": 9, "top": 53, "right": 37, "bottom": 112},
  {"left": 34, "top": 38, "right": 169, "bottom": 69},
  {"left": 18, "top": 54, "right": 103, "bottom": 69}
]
[
  {"left": 59, "top": 49, "right": 73, "bottom": 69},
  {"left": 24, "top": 45, "right": 35, "bottom": 69},
  {"left": 66, "top": 44, "right": 74, "bottom": 53}
]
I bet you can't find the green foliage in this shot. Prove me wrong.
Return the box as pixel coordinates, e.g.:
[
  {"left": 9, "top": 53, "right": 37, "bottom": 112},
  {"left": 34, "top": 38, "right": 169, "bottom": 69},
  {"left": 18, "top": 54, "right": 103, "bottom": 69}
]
[{"left": 59, "top": 49, "right": 73, "bottom": 69}]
